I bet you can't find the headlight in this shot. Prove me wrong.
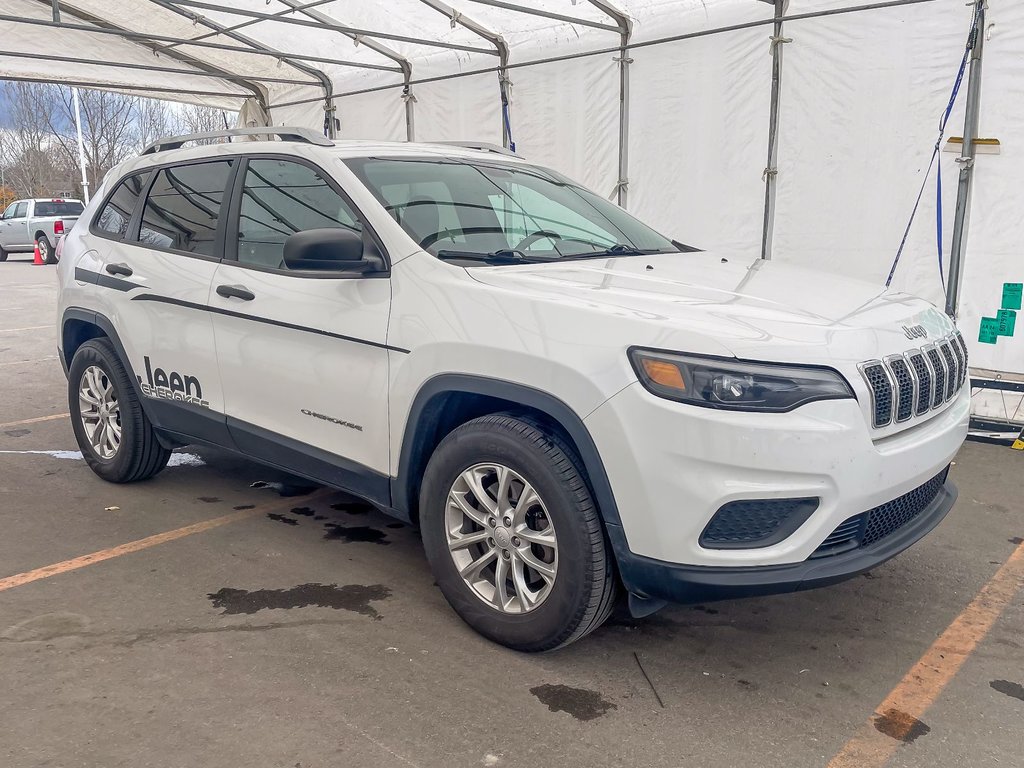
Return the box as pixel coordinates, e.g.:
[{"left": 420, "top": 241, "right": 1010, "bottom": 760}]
[{"left": 628, "top": 348, "right": 854, "bottom": 412}]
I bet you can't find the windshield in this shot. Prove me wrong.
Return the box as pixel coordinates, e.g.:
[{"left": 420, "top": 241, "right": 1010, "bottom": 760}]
[{"left": 344, "top": 157, "right": 682, "bottom": 263}]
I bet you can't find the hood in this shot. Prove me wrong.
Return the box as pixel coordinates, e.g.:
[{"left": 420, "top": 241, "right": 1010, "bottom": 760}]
[{"left": 466, "top": 251, "right": 954, "bottom": 365}]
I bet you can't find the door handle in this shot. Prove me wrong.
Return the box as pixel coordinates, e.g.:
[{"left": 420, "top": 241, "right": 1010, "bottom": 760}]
[
  {"left": 216, "top": 284, "right": 255, "bottom": 301},
  {"left": 105, "top": 263, "right": 133, "bottom": 277}
]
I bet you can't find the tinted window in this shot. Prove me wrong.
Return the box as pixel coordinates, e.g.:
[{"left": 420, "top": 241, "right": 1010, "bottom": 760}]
[
  {"left": 237, "top": 159, "right": 361, "bottom": 270},
  {"left": 1, "top": 204, "right": 16, "bottom": 220},
  {"left": 95, "top": 175, "right": 148, "bottom": 238},
  {"left": 139, "top": 161, "right": 233, "bottom": 256},
  {"left": 10, "top": 202, "right": 28, "bottom": 219},
  {"left": 35, "top": 201, "right": 85, "bottom": 217}
]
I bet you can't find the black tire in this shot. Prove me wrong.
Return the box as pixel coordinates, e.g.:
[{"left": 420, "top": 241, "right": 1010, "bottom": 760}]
[
  {"left": 0, "top": 246, "right": 7, "bottom": 262},
  {"left": 68, "top": 338, "right": 171, "bottom": 483},
  {"left": 420, "top": 414, "right": 617, "bottom": 652},
  {"left": 37, "top": 236, "right": 55, "bottom": 264}
]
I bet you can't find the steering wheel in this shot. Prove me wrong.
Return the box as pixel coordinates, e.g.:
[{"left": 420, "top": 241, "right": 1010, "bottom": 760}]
[{"left": 512, "top": 231, "right": 612, "bottom": 251}]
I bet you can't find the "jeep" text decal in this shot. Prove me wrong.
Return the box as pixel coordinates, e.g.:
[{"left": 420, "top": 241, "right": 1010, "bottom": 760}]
[{"left": 137, "top": 356, "right": 210, "bottom": 408}]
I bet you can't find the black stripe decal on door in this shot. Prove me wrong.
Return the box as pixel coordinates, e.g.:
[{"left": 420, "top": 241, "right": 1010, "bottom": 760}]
[
  {"left": 74, "top": 267, "right": 145, "bottom": 292},
  {"left": 130, "top": 293, "right": 409, "bottom": 354}
]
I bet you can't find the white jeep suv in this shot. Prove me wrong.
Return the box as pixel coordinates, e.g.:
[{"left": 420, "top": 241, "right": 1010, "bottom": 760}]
[{"left": 57, "top": 128, "right": 969, "bottom": 650}]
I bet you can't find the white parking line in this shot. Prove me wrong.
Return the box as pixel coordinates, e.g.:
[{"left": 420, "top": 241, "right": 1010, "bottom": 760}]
[
  {"left": 0, "top": 356, "right": 57, "bottom": 367},
  {"left": 0, "top": 325, "right": 51, "bottom": 333}
]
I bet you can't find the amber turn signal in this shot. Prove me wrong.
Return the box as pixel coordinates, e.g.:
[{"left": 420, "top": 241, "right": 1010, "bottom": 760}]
[{"left": 640, "top": 358, "right": 686, "bottom": 392}]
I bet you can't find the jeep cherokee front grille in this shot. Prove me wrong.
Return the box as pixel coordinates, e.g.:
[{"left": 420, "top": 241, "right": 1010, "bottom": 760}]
[{"left": 860, "top": 332, "right": 966, "bottom": 429}]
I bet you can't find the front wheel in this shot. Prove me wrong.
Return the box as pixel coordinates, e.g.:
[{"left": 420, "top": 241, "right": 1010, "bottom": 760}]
[
  {"left": 420, "top": 414, "right": 616, "bottom": 651},
  {"left": 68, "top": 338, "right": 171, "bottom": 483}
]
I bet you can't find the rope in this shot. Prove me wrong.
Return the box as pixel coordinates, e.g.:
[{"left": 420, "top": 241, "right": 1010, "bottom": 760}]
[{"left": 886, "top": 1, "right": 981, "bottom": 289}]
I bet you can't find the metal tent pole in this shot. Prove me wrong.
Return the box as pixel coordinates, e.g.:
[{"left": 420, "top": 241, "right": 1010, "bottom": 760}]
[
  {"left": 760, "top": 0, "right": 789, "bottom": 259},
  {"left": 71, "top": 87, "right": 90, "bottom": 203},
  {"left": 588, "top": 1, "right": 632, "bottom": 208},
  {"left": 945, "top": 0, "right": 986, "bottom": 319}
]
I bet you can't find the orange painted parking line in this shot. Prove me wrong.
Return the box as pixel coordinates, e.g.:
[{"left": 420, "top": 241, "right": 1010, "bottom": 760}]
[
  {"left": 828, "top": 538, "right": 1024, "bottom": 768},
  {"left": 0, "top": 490, "right": 330, "bottom": 593},
  {"left": 0, "top": 413, "right": 69, "bottom": 429}
]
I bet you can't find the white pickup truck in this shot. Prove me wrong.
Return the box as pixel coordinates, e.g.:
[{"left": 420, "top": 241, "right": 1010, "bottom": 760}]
[{"left": 0, "top": 198, "right": 84, "bottom": 264}]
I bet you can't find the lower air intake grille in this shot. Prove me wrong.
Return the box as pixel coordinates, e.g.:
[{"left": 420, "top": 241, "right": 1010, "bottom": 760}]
[
  {"left": 810, "top": 468, "right": 949, "bottom": 558},
  {"left": 862, "top": 471, "right": 947, "bottom": 545},
  {"left": 701, "top": 498, "right": 819, "bottom": 549}
]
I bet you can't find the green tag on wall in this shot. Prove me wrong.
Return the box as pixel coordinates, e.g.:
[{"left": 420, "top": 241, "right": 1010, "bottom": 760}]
[
  {"left": 979, "top": 317, "right": 1000, "bottom": 344},
  {"left": 997, "top": 309, "right": 1017, "bottom": 336},
  {"left": 1002, "top": 283, "right": 1023, "bottom": 310}
]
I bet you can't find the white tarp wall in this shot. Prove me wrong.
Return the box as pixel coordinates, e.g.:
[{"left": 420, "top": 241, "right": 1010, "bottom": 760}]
[{"left": 1, "top": 0, "right": 1020, "bottom": 421}]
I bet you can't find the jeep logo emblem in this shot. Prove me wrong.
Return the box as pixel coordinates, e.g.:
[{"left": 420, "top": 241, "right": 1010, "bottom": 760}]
[{"left": 902, "top": 324, "right": 928, "bottom": 340}]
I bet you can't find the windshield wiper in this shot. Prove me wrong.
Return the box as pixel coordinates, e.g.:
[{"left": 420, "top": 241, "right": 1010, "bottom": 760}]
[
  {"left": 435, "top": 249, "right": 557, "bottom": 265},
  {"left": 559, "top": 244, "right": 667, "bottom": 260}
]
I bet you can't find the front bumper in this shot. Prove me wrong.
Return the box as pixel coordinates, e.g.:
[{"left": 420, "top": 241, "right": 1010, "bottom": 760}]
[
  {"left": 585, "top": 380, "right": 968, "bottom": 568},
  {"left": 606, "top": 478, "right": 957, "bottom": 604}
]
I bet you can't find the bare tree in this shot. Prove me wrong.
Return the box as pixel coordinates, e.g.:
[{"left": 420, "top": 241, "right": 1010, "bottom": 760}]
[
  {"left": 1, "top": 83, "right": 234, "bottom": 200},
  {"left": 0, "top": 83, "right": 76, "bottom": 196},
  {"left": 177, "top": 103, "right": 229, "bottom": 143},
  {"left": 41, "top": 86, "right": 138, "bottom": 192}
]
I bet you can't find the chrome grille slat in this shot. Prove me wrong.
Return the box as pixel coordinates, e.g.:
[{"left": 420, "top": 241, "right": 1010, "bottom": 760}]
[
  {"left": 940, "top": 341, "right": 957, "bottom": 401},
  {"left": 860, "top": 361, "right": 893, "bottom": 427},
  {"left": 907, "top": 351, "right": 932, "bottom": 414},
  {"left": 925, "top": 345, "right": 947, "bottom": 409},
  {"left": 886, "top": 356, "right": 915, "bottom": 422},
  {"left": 953, "top": 331, "right": 969, "bottom": 388},
  {"left": 860, "top": 332, "right": 965, "bottom": 430}
]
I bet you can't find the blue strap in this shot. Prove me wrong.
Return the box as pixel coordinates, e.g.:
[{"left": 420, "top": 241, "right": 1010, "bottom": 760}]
[
  {"left": 502, "top": 100, "right": 516, "bottom": 154},
  {"left": 886, "top": 2, "right": 979, "bottom": 289}
]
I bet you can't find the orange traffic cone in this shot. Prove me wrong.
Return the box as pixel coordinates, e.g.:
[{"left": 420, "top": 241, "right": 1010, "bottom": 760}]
[{"left": 32, "top": 242, "right": 44, "bottom": 266}]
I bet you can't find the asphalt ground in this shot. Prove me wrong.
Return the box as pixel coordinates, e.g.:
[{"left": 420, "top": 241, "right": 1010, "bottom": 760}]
[{"left": 1, "top": 255, "right": 1022, "bottom": 768}]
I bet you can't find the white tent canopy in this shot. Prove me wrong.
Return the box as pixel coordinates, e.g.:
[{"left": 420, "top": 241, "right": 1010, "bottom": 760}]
[{"left": 2, "top": 0, "right": 1023, "bottom": 425}]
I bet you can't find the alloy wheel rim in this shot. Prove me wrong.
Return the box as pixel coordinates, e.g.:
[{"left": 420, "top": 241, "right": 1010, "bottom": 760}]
[
  {"left": 445, "top": 463, "right": 558, "bottom": 614},
  {"left": 38, "top": 240, "right": 48, "bottom": 258},
  {"left": 79, "top": 365, "right": 121, "bottom": 460}
]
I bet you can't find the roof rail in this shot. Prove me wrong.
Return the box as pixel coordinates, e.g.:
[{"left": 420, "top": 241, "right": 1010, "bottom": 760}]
[
  {"left": 427, "top": 141, "right": 519, "bottom": 158},
  {"left": 141, "top": 126, "right": 333, "bottom": 155}
]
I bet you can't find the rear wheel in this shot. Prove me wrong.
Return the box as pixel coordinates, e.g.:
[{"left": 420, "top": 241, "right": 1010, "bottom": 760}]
[
  {"left": 68, "top": 338, "right": 171, "bottom": 483},
  {"left": 37, "top": 236, "right": 54, "bottom": 264},
  {"left": 420, "top": 414, "right": 616, "bottom": 651}
]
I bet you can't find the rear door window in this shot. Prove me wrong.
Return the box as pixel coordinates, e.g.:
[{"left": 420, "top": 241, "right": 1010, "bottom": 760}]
[
  {"left": 95, "top": 174, "right": 149, "bottom": 238},
  {"left": 10, "top": 202, "right": 28, "bottom": 219},
  {"left": 138, "top": 160, "right": 234, "bottom": 257}
]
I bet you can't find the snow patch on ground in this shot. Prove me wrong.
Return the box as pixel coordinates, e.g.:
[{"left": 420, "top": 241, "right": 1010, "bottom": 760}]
[
  {"left": 0, "top": 450, "right": 205, "bottom": 467},
  {"left": 0, "top": 450, "right": 83, "bottom": 460},
  {"left": 167, "top": 452, "right": 205, "bottom": 467}
]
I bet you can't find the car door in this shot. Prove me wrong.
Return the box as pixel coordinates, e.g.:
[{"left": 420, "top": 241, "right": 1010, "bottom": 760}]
[
  {"left": 209, "top": 155, "right": 392, "bottom": 499},
  {"left": 0, "top": 201, "right": 29, "bottom": 248},
  {"left": 86, "top": 161, "right": 233, "bottom": 445}
]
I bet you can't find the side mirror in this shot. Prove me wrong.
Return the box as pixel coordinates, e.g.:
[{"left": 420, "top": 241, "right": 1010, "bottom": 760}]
[{"left": 283, "top": 228, "right": 365, "bottom": 271}]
